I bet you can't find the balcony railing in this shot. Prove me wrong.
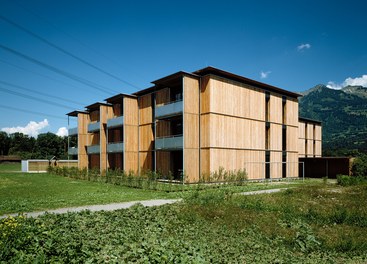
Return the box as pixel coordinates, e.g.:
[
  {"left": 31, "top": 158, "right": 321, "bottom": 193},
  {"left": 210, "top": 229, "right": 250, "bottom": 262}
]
[
  {"left": 88, "top": 122, "right": 100, "bottom": 133},
  {"left": 107, "top": 142, "right": 124, "bottom": 153},
  {"left": 68, "top": 127, "right": 78, "bottom": 136},
  {"left": 68, "top": 147, "right": 78, "bottom": 155},
  {"left": 155, "top": 100, "right": 183, "bottom": 119},
  {"left": 107, "top": 116, "right": 124, "bottom": 128},
  {"left": 87, "top": 145, "right": 100, "bottom": 154},
  {"left": 155, "top": 134, "right": 183, "bottom": 150}
]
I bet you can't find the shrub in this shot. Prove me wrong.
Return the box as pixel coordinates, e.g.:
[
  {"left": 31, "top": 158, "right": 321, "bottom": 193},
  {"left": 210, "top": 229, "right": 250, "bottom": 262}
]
[
  {"left": 351, "top": 154, "right": 367, "bottom": 177},
  {"left": 337, "top": 174, "right": 365, "bottom": 186}
]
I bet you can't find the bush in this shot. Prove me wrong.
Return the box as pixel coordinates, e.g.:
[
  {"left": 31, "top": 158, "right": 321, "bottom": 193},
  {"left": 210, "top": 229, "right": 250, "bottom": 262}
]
[
  {"left": 337, "top": 174, "right": 365, "bottom": 186},
  {"left": 351, "top": 154, "right": 367, "bottom": 177}
]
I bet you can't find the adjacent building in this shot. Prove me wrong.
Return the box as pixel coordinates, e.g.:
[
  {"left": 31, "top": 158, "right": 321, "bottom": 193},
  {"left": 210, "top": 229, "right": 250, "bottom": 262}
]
[{"left": 67, "top": 67, "right": 322, "bottom": 182}]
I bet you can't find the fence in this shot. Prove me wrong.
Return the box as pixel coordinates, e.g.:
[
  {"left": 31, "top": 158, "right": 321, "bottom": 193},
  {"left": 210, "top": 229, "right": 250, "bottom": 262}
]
[
  {"left": 243, "top": 162, "right": 304, "bottom": 181},
  {"left": 21, "top": 160, "right": 78, "bottom": 173}
]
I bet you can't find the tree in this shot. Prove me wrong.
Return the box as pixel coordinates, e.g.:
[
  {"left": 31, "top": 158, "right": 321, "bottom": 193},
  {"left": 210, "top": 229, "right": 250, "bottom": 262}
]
[
  {"left": 0, "top": 131, "right": 11, "bottom": 155},
  {"left": 8, "top": 132, "right": 36, "bottom": 159},
  {"left": 35, "top": 132, "right": 65, "bottom": 159}
]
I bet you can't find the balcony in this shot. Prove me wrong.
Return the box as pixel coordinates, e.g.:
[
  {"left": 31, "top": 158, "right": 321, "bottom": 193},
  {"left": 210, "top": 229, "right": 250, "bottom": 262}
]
[
  {"left": 87, "top": 145, "right": 100, "bottom": 154},
  {"left": 155, "top": 100, "right": 183, "bottom": 119},
  {"left": 88, "top": 122, "right": 100, "bottom": 133},
  {"left": 68, "top": 147, "right": 78, "bottom": 155},
  {"left": 68, "top": 127, "right": 78, "bottom": 136},
  {"left": 155, "top": 135, "right": 183, "bottom": 150},
  {"left": 107, "top": 142, "right": 124, "bottom": 153},
  {"left": 107, "top": 116, "right": 124, "bottom": 128}
]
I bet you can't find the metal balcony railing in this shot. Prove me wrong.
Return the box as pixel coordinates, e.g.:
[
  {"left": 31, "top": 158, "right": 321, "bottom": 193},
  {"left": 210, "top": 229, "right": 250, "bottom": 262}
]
[
  {"left": 68, "top": 147, "right": 78, "bottom": 155},
  {"left": 87, "top": 144, "right": 100, "bottom": 154},
  {"left": 68, "top": 127, "right": 78, "bottom": 136},
  {"left": 88, "top": 122, "right": 100, "bottom": 132},
  {"left": 155, "top": 100, "right": 183, "bottom": 119},
  {"left": 155, "top": 134, "right": 183, "bottom": 150},
  {"left": 107, "top": 142, "right": 124, "bottom": 153},
  {"left": 107, "top": 116, "right": 124, "bottom": 128}
]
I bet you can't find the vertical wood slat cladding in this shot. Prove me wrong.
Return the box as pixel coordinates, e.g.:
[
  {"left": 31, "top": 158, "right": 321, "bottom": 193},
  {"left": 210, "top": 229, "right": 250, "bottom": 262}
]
[
  {"left": 124, "top": 97, "right": 139, "bottom": 172},
  {"left": 315, "top": 125, "right": 322, "bottom": 140},
  {"left": 156, "top": 151, "right": 170, "bottom": 176},
  {"left": 156, "top": 120, "right": 171, "bottom": 138},
  {"left": 315, "top": 141, "right": 322, "bottom": 156},
  {"left": 307, "top": 124, "right": 314, "bottom": 140},
  {"left": 139, "top": 124, "right": 153, "bottom": 151},
  {"left": 287, "top": 126, "right": 298, "bottom": 152},
  {"left": 139, "top": 152, "right": 152, "bottom": 171},
  {"left": 78, "top": 113, "right": 89, "bottom": 169},
  {"left": 298, "top": 139, "right": 306, "bottom": 157},
  {"left": 286, "top": 99, "right": 298, "bottom": 126},
  {"left": 298, "top": 122, "right": 305, "bottom": 138},
  {"left": 270, "top": 151, "right": 282, "bottom": 178},
  {"left": 138, "top": 94, "right": 152, "bottom": 125},
  {"left": 156, "top": 88, "right": 170, "bottom": 106},
  {"left": 183, "top": 76, "right": 200, "bottom": 182},
  {"left": 200, "top": 75, "right": 211, "bottom": 114},
  {"left": 307, "top": 139, "right": 314, "bottom": 157},
  {"left": 100, "top": 105, "right": 112, "bottom": 173},
  {"left": 208, "top": 75, "right": 265, "bottom": 120},
  {"left": 269, "top": 94, "right": 282, "bottom": 123},
  {"left": 287, "top": 152, "right": 299, "bottom": 177},
  {"left": 270, "top": 124, "right": 282, "bottom": 151}
]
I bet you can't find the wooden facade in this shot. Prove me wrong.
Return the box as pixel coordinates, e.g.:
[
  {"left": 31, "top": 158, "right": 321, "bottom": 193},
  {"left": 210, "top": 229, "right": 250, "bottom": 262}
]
[
  {"left": 298, "top": 117, "right": 322, "bottom": 158},
  {"left": 67, "top": 67, "right": 322, "bottom": 182}
]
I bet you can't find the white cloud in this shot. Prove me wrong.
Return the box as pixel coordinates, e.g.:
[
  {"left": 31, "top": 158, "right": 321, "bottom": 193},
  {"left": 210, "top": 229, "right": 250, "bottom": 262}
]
[
  {"left": 297, "top": 43, "right": 311, "bottom": 51},
  {"left": 327, "top": 75, "right": 367, "bottom": 89},
  {"left": 260, "top": 71, "right": 271, "bottom": 79},
  {"left": 56, "top": 127, "right": 68, "bottom": 137},
  {"left": 1, "top": 119, "right": 49, "bottom": 138}
]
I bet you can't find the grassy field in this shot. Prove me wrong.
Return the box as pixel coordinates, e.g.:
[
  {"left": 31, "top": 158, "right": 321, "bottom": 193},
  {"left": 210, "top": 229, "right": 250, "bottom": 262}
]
[
  {"left": 0, "top": 162, "right": 21, "bottom": 172},
  {"left": 1, "top": 182, "right": 366, "bottom": 262},
  {"left": 0, "top": 170, "right": 313, "bottom": 215},
  {"left": 0, "top": 172, "right": 179, "bottom": 215}
]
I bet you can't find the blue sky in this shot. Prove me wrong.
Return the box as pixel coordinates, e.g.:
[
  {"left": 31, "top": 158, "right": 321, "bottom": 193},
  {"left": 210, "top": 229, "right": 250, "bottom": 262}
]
[{"left": 1, "top": 0, "right": 366, "bottom": 137}]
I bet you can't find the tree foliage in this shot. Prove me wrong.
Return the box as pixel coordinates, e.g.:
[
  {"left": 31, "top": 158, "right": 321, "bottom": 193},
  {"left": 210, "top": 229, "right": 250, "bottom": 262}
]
[{"left": 0, "top": 132, "right": 68, "bottom": 159}]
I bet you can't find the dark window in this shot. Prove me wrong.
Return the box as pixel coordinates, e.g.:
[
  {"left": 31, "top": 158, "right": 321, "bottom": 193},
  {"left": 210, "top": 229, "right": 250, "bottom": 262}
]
[
  {"left": 265, "top": 92, "right": 270, "bottom": 122},
  {"left": 282, "top": 152, "right": 287, "bottom": 178},
  {"left": 265, "top": 151, "right": 270, "bottom": 179},
  {"left": 282, "top": 96, "right": 286, "bottom": 124},
  {"left": 282, "top": 125, "right": 286, "bottom": 151},
  {"left": 171, "top": 118, "right": 183, "bottom": 135},
  {"left": 170, "top": 87, "right": 183, "bottom": 102},
  {"left": 265, "top": 122, "right": 270, "bottom": 150}
]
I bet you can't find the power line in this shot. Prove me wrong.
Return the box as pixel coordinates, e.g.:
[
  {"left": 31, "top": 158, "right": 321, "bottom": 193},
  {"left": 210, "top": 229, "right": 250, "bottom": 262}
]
[
  {"left": 13, "top": 0, "right": 146, "bottom": 82},
  {"left": 0, "top": 86, "right": 74, "bottom": 110},
  {"left": 0, "top": 14, "right": 140, "bottom": 89},
  {"left": 0, "top": 43, "right": 116, "bottom": 95},
  {"left": 0, "top": 104, "right": 65, "bottom": 120},
  {"left": 0, "top": 58, "right": 89, "bottom": 104},
  {"left": 0, "top": 80, "right": 84, "bottom": 107}
]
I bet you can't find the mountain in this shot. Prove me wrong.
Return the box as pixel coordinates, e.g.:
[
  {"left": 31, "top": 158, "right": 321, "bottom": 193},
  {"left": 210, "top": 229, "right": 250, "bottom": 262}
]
[{"left": 299, "top": 85, "right": 367, "bottom": 155}]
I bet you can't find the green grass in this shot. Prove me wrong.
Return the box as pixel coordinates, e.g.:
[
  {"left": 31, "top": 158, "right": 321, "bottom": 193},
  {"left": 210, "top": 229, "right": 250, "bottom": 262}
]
[
  {"left": 1, "top": 183, "right": 366, "bottom": 262},
  {"left": 0, "top": 162, "right": 21, "bottom": 172},
  {"left": 0, "top": 171, "right": 315, "bottom": 215},
  {"left": 0, "top": 172, "right": 178, "bottom": 215}
]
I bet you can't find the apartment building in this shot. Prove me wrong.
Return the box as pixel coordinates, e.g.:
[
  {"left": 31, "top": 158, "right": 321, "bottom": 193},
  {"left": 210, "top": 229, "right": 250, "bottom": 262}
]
[{"left": 67, "top": 67, "right": 322, "bottom": 182}]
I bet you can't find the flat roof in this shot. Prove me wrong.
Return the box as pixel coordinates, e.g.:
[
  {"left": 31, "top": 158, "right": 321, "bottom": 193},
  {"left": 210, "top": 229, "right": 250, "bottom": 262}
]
[
  {"left": 85, "top": 102, "right": 112, "bottom": 110},
  {"left": 193, "top": 66, "right": 301, "bottom": 98},
  {"left": 66, "top": 110, "right": 88, "bottom": 117},
  {"left": 299, "top": 117, "right": 322, "bottom": 124},
  {"left": 105, "top": 93, "right": 137, "bottom": 103}
]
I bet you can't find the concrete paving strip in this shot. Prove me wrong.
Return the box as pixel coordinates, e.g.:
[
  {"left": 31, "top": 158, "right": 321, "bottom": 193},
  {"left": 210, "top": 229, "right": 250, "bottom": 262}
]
[
  {"left": 0, "top": 199, "right": 181, "bottom": 219},
  {"left": 239, "top": 188, "right": 287, "bottom": 195},
  {"left": 0, "top": 188, "right": 288, "bottom": 219}
]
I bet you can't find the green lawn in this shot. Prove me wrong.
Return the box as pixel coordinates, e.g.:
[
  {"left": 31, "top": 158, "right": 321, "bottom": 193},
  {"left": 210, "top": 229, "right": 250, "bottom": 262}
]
[
  {"left": 0, "top": 162, "right": 21, "bottom": 172},
  {"left": 0, "top": 171, "right": 316, "bottom": 215},
  {"left": 1, "top": 183, "right": 366, "bottom": 262},
  {"left": 0, "top": 172, "right": 178, "bottom": 215}
]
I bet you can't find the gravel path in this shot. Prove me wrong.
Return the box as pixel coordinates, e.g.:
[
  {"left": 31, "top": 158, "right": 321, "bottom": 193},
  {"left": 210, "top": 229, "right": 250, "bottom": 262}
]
[{"left": 0, "top": 188, "right": 287, "bottom": 219}]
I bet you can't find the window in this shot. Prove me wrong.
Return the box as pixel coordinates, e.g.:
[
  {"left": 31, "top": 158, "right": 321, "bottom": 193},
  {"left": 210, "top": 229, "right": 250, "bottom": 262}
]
[
  {"left": 265, "top": 92, "right": 270, "bottom": 122},
  {"left": 265, "top": 151, "right": 270, "bottom": 179},
  {"left": 282, "top": 152, "right": 287, "bottom": 178},
  {"left": 265, "top": 122, "right": 270, "bottom": 150},
  {"left": 282, "top": 96, "right": 286, "bottom": 124},
  {"left": 282, "top": 125, "right": 286, "bottom": 151}
]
